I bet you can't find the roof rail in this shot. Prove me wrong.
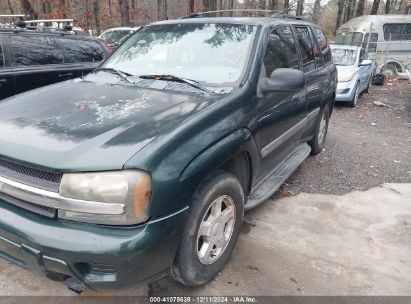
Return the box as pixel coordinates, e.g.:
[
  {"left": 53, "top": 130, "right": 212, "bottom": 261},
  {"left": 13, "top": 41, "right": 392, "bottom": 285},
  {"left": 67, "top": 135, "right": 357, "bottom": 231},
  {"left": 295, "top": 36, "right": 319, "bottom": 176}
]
[{"left": 179, "top": 9, "right": 309, "bottom": 21}]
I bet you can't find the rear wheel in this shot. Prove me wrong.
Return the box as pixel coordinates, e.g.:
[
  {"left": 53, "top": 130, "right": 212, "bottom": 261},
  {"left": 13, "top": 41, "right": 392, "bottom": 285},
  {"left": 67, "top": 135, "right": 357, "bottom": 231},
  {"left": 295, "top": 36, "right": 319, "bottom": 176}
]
[
  {"left": 383, "top": 63, "right": 398, "bottom": 76},
  {"left": 309, "top": 106, "right": 330, "bottom": 155},
  {"left": 170, "top": 171, "right": 244, "bottom": 286}
]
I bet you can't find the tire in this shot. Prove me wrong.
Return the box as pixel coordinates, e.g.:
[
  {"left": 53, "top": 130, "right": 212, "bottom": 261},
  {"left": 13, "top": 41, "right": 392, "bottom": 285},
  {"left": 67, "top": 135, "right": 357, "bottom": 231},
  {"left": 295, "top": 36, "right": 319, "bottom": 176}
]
[
  {"left": 349, "top": 82, "right": 360, "bottom": 107},
  {"left": 170, "top": 171, "right": 244, "bottom": 286},
  {"left": 308, "top": 106, "right": 330, "bottom": 156}
]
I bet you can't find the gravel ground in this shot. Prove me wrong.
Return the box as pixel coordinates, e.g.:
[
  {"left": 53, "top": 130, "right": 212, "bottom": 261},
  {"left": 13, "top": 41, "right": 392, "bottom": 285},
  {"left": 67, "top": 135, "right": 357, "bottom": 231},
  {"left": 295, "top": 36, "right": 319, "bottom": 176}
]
[{"left": 281, "top": 79, "right": 411, "bottom": 196}]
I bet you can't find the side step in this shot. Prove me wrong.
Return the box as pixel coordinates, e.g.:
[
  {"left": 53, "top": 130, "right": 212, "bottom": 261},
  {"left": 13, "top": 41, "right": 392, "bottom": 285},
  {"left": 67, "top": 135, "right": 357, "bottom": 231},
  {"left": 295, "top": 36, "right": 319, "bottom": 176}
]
[{"left": 245, "top": 143, "right": 311, "bottom": 211}]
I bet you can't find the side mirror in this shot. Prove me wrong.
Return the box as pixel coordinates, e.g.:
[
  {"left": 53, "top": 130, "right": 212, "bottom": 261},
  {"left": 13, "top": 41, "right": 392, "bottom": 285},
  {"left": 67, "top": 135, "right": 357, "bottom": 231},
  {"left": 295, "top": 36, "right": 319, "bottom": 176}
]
[
  {"left": 360, "top": 59, "right": 372, "bottom": 66},
  {"left": 261, "top": 68, "right": 305, "bottom": 93}
]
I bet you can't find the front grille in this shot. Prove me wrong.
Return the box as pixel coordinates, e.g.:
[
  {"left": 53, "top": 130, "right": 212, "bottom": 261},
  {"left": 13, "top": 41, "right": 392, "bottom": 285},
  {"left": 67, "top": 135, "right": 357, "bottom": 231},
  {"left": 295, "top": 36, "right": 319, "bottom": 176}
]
[
  {"left": 0, "top": 158, "right": 62, "bottom": 192},
  {"left": 0, "top": 193, "right": 57, "bottom": 218}
]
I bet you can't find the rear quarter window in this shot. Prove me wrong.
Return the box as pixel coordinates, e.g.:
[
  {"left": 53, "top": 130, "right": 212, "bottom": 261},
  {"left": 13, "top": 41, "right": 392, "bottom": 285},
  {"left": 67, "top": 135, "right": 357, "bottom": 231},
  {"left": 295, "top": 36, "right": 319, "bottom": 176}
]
[
  {"left": 58, "top": 38, "right": 106, "bottom": 63},
  {"left": 313, "top": 27, "right": 332, "bottom": 64}
]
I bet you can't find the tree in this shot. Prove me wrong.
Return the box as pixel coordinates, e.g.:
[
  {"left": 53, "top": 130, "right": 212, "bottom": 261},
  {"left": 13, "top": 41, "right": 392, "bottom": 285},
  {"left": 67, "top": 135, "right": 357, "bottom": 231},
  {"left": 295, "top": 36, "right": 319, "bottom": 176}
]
[
  {"left": 188, "top": 0, "right": 195, "bottom": 13},
  {"left": 370, "top": 0, "right": 381, "bottom": 14},
  {"left": 284, "top": 0, "right": 290, "bottom": 12},
  {"left": 20, "top": 0, "right": 37, "bottom": 19},
  {"left": 119, "top": 0, "right": 130, "bottom": 26},
  {"left": 7, "top": 0, "right": 14, "bottom": 14},
  {"left": 203, "top": 0, "right": 217, "bottom": 11},
  {"left": 335, "top": 0, "right": 344, "bottom": 33},
  {"left": 312, "top": 0, "right": 321, "bottom": 22},
  {"left": 296, "top": 0, "right": 305, "bottom": 15},
  {"left": 269, "top": 0, "right": 277, "bottom": 10},
  {"left": 385, "top": 0, "right": 391, "bottom": 13},
  {"left": 92, "top": 0, "right": 101, "bottom": 35},
  {"left": 355, "top": 0, "right": 365, "bottom": 16}
]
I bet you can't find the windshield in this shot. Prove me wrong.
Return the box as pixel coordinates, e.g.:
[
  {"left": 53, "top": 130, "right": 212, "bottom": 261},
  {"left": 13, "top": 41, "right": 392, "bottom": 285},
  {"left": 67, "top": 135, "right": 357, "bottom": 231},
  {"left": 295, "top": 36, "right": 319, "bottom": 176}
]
[
  {"left": 331, "top": 48, "right": 357, "bottom": 66},
  {"left": 102, "top": 23, "right": 257, "bottom": 86},
  {"left": 101, "top": 30, "right": 132, "bottom": 45},
  {"left": 335, "top": 32, "right": 363, "bottom": 46}
]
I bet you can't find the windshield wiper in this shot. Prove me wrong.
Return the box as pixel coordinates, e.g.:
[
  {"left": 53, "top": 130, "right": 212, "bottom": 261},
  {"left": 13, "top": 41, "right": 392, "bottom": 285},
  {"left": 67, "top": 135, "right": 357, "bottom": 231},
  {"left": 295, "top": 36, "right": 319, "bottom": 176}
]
[
  {"left": 93, "top": 67, "right": 133, "bottom": 84},
  {"left": 139, "top": 74, "right": 212, "bottom": 93}
]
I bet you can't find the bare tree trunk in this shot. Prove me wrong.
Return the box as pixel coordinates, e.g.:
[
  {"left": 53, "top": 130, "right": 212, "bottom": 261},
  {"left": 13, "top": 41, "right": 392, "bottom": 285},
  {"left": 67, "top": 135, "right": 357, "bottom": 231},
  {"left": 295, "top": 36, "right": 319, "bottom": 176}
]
[
  {"left": 119, "top": 0, "right": 130, "bottom": 26},
  {"left": 269, "top": 0, "right": 277, "bottom": 10},
  {"left": 351, "top": 0, "right": 356, "bottom": 18},
  {"left": 60, "top": 0, "right": 67, "bottom": 18},
  {"left": 335, "top": 0, "right": 344, "bottom": 33},
  {"left": 385, "top": 0, "right": 391, "bottom": 13},
  {"left": 158, "top": 0, "right": 161, "bottom": 19},
  {"left": 312, "top": 0, "right": 321, "bottom": 22},
  {"left": 344, "top": 0, "right": 352, "bottom": 23},
  {"left": 284, "top": 0, "right": 290, "bottom": 12},
  {"left": 355, "top": 0, "right": 365, "bottom": 15},
  {"left": 92, "top": 0, "right": 101, "bottom": 35},
  {"left": 296, "top": 0, "right": 305, "bottom": 15},
  {"left": 163, "top": 0, "right": 168, "bottom": 20},
  {"left": 7, "top": 0, "right": 14, "bottom": 14},
  {"left": 370, "top": 0, "right": 380, "bottom": 14},
  {"left": 20, "top": 0, "right": 37, "bottom": 19},
  {"left": 204, "top": 0, "right": 217, "bottom": 10},
  {"left": 188, "top": 0, "right": 195, "bottom": 13},
  {"left": 229, "top": 0, "right": 234, "bottom": 9}
]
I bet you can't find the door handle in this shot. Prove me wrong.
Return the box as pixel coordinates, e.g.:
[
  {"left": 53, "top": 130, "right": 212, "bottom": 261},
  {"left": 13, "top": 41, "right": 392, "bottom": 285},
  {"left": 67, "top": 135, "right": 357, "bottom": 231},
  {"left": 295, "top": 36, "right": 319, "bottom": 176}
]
[{"left": 58, "top": 73, "right": 73, "bottom": 78}]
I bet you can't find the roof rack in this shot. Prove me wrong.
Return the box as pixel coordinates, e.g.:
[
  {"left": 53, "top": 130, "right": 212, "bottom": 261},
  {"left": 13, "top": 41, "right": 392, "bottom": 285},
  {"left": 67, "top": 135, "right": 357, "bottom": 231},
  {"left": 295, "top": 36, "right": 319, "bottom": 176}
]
[
  {"left": 179, "top": 9, "right": 306, "bottom": 20},
  {"left": 0, "top": 14, "right": 26, "bottom": 29}
]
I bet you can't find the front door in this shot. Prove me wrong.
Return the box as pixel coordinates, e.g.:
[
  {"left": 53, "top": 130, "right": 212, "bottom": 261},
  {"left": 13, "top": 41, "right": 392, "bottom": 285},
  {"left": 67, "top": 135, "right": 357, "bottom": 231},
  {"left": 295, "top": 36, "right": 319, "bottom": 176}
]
[{"left": 253, "top": 25, "right": 306, "bottom": 183}]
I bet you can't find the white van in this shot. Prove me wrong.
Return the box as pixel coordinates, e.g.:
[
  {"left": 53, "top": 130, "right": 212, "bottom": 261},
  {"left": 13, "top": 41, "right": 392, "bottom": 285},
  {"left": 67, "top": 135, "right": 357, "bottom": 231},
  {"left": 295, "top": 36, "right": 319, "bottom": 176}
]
[{"left": 336, "top": 15, "right": 411, "bottom": 79}]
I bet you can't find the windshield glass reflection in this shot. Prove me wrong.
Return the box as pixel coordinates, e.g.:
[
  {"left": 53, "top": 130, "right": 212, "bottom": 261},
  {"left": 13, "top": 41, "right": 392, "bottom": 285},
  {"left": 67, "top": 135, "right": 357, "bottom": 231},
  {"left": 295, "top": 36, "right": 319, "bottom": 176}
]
[{"left": 103, "top": 23, "right": 257, "bottom": 86}]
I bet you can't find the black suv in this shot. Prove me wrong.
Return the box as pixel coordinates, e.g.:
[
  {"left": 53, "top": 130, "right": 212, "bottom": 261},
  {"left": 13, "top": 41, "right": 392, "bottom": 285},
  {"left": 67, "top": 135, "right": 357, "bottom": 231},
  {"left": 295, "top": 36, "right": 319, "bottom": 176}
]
[
  {"left": 0, "top": 29, "right": 111, "bottom": 100},
  {"left": 0, "top": 11, "right": 336, "bottom": 291}
]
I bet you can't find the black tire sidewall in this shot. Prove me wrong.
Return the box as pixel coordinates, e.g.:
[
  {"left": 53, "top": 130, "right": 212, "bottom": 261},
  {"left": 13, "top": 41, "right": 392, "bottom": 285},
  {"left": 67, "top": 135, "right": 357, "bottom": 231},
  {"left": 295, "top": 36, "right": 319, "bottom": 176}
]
[
  {"left": 309, "top": 106, "right": 330, "bottom": 155},
  {"left": 172, "top": 172, "right": 244, "bottom": 286}
]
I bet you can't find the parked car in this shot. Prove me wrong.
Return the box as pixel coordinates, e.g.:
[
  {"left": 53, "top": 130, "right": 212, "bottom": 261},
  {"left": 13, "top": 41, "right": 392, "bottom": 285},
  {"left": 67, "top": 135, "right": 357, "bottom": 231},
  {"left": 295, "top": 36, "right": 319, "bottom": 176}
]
[
  {"left": 0, "top": 10, "right": 336, "bottom": 291},
  {"left": 0, "top": 28, "right": 111, "bottom": 100},
  {"left": 335, "top": 15, "right": 411, "bottom": 78},
  {"left": 99, "top": 27, "right": 140, "bottom": 50},
  {"left": 330, "top": 45, "right": 373, "bottom": 107}
]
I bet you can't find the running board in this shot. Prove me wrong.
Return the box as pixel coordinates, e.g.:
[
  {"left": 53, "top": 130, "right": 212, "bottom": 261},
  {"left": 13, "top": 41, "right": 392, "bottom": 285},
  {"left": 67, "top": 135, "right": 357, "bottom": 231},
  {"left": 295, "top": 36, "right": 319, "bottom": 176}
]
[{"left": 245, "top": 143, "right": 311, "bottom": 211}]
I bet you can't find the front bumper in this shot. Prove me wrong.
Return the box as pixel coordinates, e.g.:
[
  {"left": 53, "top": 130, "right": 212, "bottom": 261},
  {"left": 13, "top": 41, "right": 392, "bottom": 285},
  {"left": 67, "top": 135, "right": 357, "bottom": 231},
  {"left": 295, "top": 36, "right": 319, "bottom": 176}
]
[
  {"left": 0, "top": 202, "right": 187, "bottom": 290},
  {"left": 335, "top": 79, "right": 357, "bottom": 102}
]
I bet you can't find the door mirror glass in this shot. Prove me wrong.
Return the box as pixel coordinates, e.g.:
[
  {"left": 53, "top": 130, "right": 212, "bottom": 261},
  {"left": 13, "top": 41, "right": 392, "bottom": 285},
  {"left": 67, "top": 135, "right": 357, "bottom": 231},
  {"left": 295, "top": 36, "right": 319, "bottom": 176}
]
[
  {"left": 360, "top": 59, "right": 372, "bottom": 66},
  {"left": 261, "top": 68, "right": 305, "bottom": 93}
]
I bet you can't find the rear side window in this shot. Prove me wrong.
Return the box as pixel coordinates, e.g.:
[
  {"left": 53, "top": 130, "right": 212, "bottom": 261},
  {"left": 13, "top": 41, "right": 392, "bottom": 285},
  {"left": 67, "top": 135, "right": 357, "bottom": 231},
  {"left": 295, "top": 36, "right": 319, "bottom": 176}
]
[
  {"left": 58, "top": 38, "right": 106, "bottom": 63},
  {"left": 263, "top": 26, "right": 299, "bottom": 76},
  {"left": 313, "top": 28, "right": 328, "bottom": 52},
  {"left": 383, "top": 23, "right": 410, "bottom": 41},
  {"left": 295, "top": 27, "right": 315, "bottom": 73},
  {"left": 11, "top": 35, "right": 64, "bottom": 66}
]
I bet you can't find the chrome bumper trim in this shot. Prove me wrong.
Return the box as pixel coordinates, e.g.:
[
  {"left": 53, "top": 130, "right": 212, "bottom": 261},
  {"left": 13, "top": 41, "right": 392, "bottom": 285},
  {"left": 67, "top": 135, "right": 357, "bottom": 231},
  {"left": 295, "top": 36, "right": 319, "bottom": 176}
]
[{"left": 0, "top": 175, "right": 125, "bottom": 215}]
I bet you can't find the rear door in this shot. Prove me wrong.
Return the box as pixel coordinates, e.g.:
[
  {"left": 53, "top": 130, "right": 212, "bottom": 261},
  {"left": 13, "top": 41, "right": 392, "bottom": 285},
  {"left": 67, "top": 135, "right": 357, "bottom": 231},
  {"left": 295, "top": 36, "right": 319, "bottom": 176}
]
[
  {"left": 294, "top": 26, "right": 325, "bottom": 126},
  {"left": 11, "top": 34, "right": 65, "bottom": 94},
  {"left": 0, "top": 35, "right": 15, "bottom": 100}
]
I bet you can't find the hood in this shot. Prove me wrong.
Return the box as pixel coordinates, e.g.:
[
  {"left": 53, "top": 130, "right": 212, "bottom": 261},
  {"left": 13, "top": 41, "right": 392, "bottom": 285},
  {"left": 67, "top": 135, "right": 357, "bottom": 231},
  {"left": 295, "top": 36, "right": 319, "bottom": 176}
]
[{"left": 0, "top": 73, "right": 221, "bottom": 172}]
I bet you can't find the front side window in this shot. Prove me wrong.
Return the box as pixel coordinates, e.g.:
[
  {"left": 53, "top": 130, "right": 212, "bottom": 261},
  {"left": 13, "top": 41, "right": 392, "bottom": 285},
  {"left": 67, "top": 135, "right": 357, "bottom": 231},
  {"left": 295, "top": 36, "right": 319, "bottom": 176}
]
[
  {"left": 103, "top": 23, "right": 257, "bottom": 85},
  {"left": 295, "top": 26, "right": 315, "bottom": 73},
  {"left": 11, "top": 35, "right": 64, "bottom": 66},
  {"left": 363, "top": 33, "right": 378, "bottom": 52},
  {"left": 335, "top": 32, "right": 364, "bottom": 46},
  {"left": 263, "top": 26, "right": 299, "bottom": 77},
  {"left": 330, "top": 47, "right": 357, "bottom": 66},
  {"left": 405, "top": 23, "right": 411, "bottom": 40},
  {"left": 58, "top": 38, "right": 105, "bottom": 63}
]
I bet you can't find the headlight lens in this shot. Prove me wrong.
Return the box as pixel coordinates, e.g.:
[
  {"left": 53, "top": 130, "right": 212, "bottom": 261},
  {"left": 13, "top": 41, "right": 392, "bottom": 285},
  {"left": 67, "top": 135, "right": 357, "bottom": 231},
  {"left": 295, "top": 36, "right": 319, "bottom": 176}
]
[
  {"left": 338, "top": 69, "right": 357, "bottom": 82},
  {"left": 58, "top": 170, "right": 151, "bottom": 225}
]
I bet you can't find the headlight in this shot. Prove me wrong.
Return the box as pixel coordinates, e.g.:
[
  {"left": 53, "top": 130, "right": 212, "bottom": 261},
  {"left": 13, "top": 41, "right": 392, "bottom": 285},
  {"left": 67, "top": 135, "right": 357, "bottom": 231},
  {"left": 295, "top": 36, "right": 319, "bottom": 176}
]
[
  {"left": 338, "top": 69, "right": 357, "bottom": 82},
  {"left": 58, "top": 170, "right": 151, "bottom": 225}
]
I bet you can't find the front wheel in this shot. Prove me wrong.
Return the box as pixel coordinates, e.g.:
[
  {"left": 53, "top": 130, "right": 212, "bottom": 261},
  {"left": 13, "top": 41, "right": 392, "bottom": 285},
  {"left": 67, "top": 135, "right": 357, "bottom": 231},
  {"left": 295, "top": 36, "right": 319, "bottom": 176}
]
[
  {"left": 170, "top": 171, "right": 244, "bottom": 286},
  {"left": 309, "top": 106, "right": 330, "bottom": 155},
  {"left": 349, "top": 82, "right": 360, "bottom": 107}
]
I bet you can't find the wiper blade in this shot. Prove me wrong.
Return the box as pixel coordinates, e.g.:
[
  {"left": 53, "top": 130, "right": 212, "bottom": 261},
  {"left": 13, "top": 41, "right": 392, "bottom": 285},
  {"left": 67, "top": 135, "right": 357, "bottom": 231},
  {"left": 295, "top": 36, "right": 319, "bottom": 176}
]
[
  {"left": 93, "top": 67, "right": 133, "bottom": 84},
  {"left": 139, "top": 74, "right": 212, "bottom": 93}
]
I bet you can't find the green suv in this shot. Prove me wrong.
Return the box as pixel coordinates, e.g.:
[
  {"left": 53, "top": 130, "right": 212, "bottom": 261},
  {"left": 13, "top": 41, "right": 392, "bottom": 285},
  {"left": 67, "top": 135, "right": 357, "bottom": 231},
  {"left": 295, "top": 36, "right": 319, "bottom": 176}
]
[{"left": 0, "top": 10, "right": 336, "bottom": 291}]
